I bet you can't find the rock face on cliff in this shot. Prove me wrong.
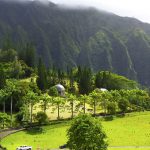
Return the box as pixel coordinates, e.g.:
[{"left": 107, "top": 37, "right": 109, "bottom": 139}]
[{"left": 1, "top": 0, "right": 150, "bottom": 85}]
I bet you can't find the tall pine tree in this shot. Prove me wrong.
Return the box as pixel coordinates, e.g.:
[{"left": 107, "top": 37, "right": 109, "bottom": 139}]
[
  {"left": 36, "top": 58, "right": 47, "bottom": 91},
  {"left": 0, "top": 69, "right": 6, "bottom": 89},
  {"left": 78, "top": 67, "right": 93, "bottom": 94}
]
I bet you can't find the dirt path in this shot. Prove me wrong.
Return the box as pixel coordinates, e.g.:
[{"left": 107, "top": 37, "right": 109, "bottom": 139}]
[{"left": 0, "top": 128, "right": 25, "bottom": 140}]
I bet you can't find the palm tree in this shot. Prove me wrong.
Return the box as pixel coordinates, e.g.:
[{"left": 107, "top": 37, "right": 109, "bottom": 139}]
[
  {"left": 67, "top": 94, "right": 76, "bottom": 118},
  {"left": 0, "top": 89, "right": 8, "bottom": 113},
  {"left": 24, "top": 91, "right": 39, "bottom": 124},
  {"left": 41, "top": 93, "right": 51, "bottom": 113},
  {"left": 89, "top": 90, "right": 101, "bottom": 116},
  {"left": 80, "top": 94, "right": 89, "bottom": 114},
  {"left": 5, "top": 80, "right": 18, "bottom": 127}
]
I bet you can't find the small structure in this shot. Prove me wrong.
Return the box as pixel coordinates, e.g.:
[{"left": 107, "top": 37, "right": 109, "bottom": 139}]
[
  {"left": 16, "top": 146, "right": 32, "bottom": 150},
  {"left": 100, "top": 88, "right": 108, "bottom": 92},
  {"left": 95, "top": 88, "right": 108, "bottom": 93},
  {"left": 55, "top": 84, "right": 65, "bottom": 96}
]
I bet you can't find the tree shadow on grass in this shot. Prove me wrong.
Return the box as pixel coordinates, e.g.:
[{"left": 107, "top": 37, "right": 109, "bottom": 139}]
[
  {"left": 104, "top": 113, "right": 126, "bottom": 121},
  {"left": 25, "top": 126, "right": 45, "bottom": 135},
  {"left": 116, "top": 113, "right": 125, "bottom": 118},
  {"left": 104, "top": 115, "right": 114, "bottom": 121}
]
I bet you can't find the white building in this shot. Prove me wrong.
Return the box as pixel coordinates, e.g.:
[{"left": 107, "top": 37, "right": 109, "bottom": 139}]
[{"left": 55, "top": 84, "right": 65, "bottom": 96}]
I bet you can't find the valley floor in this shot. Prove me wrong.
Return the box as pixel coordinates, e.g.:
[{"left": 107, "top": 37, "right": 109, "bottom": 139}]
[{"left": 1, "top": 111, "right": 150, "bottom": 150}]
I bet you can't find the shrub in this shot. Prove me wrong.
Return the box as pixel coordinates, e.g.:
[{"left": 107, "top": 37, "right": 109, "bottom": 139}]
[
  {"left": 35, "top": 111, "right": 48, "bottom": 125},
  {"left": 67, "top": 114, "right": 108, "bottom": 150}
]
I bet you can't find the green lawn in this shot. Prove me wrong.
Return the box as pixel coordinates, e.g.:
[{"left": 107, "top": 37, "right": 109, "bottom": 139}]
[
  {"left": 1, "top": 111, "right": 150, "bottom": 150},
  {"left": 103, "top": 112, "right": 150, "bottom": 146},
  {"left": 0, "top": 123, "right": 69, "bottom": 150}
]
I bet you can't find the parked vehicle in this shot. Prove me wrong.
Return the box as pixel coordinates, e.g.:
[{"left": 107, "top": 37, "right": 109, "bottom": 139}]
[{"left": 16, "top": 146, "right": 32, "bottom": 150}]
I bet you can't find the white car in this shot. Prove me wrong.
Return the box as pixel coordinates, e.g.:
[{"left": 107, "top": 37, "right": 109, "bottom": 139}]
[{"left": 16, "top": 146, "right": 32, "bottom": 150}]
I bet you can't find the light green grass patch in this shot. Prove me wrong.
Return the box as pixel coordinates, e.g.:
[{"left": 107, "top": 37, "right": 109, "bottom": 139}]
[
  {"left": 1, "top": 123, "right": 69, "bottom": 150},
  {"left": 1, "top": 112, "right": 150, "bottom": 150},
  {"left": 102, "top": 112, "right": 150, "bottom": 146}
]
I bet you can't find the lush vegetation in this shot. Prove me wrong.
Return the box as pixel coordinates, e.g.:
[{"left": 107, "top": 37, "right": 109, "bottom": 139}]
[
  {"left": 0, "top": 2, "right": 150, "bottom": 149},
  {"left": 1, "top": 111, "right": 150, "bottom": 150},
  {"left": 1, "top": 1, "right": 150, "bottom": 85},
  {"left": 0, "top": 46, "right": 150, "bottom": 128},
  {"left": 67, "top": 114, "right": 107, "bottom": 150}
]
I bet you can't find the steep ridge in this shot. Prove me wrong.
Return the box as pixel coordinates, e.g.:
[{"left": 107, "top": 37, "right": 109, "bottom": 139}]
[{"left": 0, "top": 0, "right": 150, "bottom": 85}]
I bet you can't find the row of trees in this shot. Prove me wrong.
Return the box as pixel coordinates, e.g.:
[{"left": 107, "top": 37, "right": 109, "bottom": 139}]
[
  {"left": 1, "top": 80, "right": 149, "bottom": 128},
  {"left": 36, "top": 64, "right": 138, "bottom": 94},
  {"left": 0, "top": 78, "right": 149, "bottom": 127},
  {"left": 0, "top": 45, "right": 150, "bottom": 129},
  {"left": 0, "top": 47, "right": 138, "bottom": 93}
]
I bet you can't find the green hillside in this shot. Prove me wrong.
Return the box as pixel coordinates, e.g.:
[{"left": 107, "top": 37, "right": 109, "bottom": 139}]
[
  {"left": 0, "top": 0, "right": 150, "bottom": 85},
  {"left": 1, "top": 111, "right": 150, "bottom": 150}
]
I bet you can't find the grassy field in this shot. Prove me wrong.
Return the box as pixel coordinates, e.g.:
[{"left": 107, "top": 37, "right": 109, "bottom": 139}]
[
  {"left": 1, "top": 111, "right": 150, "bottom": 150},
  {"left": 0, "top": 123, "right": 69, "bottom": 150},
  {"left": 33, "top": 100, "right": 96, "bottom": 120}
]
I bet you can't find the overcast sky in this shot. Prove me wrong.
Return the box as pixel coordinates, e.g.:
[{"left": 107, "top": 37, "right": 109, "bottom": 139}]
[{"left": 49, "top": 0, "right": 150, "bottom": 23}]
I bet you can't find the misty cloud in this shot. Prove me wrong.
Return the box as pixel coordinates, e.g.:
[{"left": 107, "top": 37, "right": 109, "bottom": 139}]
[
  {"left": 0, "top": 0, "right": 51, "bottom": 5},
  {"left": 0, "top": 0, "right": 150, "bottom": 23},
  {"left": 50, "top": 0, "right": 150, "bottom": 23}
]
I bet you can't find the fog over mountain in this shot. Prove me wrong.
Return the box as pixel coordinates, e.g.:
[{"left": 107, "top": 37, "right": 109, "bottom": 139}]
[
  {"left": 1, "top": 0, "right": 150, "bottom": 23},
  {"left": 51, "top": 0, "right": 150, "bottom": 23},
  {"left": 1, "top": 0, "right": 150, "bottom": 86}
]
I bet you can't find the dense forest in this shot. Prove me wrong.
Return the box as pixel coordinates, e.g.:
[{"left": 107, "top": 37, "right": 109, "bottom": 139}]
[
  {"left": 0, "top": 1, "right": 150, "bottom": 86},
  {"left": 0, "top": 46, "right": 150, "bottom": 129},
  {"left": 0, "top": 0, "right": 150, "bottom": 130}
]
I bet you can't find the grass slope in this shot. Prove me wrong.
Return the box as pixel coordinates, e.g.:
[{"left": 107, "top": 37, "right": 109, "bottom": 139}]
[
  {"left": 103, "top": 111, "right": 150, "bottom": 150},
  {"left": 1, "top": 112, "right": 150, "bottom": 150}
]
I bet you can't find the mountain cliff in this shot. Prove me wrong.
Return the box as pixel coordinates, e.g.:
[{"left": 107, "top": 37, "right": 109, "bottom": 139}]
[{"left": 0, "top": 0, "right": 150, "bottom": 86}]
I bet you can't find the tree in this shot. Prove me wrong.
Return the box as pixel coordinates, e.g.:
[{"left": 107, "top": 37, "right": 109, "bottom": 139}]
[
  {"left": 24, "top": 91, "right": 39, "bottom": 124},
  {"left": 35, "top": 111, "right": 48, "bottom": 125},
  {"left": 95, "top": 71, "right": 138, "bottom": 90},
  {"left": 0, "top": 68, "right": 6, "bottom": 89},
  {"left": 0, "top": 89, "right": 8, "bottom": 113},
  {"left": 89, "top": 90, "right": 102, "bottom": 116},
  {"left": 49, "top": 86, "right": 65, "bottom": 120},
  {"left": 78, "top": 67, "right": 93, "bottom": 95},
  {"left": 51, "top": 97, "right": 65, "bottom": 120},
  {"left": 16, "top": 104, "right": 30, "bottom": 126},
  {"left": 0, "top": 112, "right": 10, "bottom": 129},
  {"left": 15, "top": 111, "right": 25, "bottom": 126},
  {"left": 0, "top": 90, "right": 4, "bottom": 111},
  {"left": 5, "top": 80, "right": 18, "bottom": 127},
  {"left": 47, "top": 68, "right": 58, "bottom": 87},
  {"left": 67, "top": 68, "right": 77, "bottom": 94},
  {"left": 128, "top": 89, "right": 150, "bottom": 110},
  {"left": 118, "top": 98, "right": 129, "bottom": 113},
  {"left": 67, "top": 94, "right": 76, "bottom": 118},
  {"left": 12, "top": 57, "right": 24, "bottom": 79},
  {"left": 40, "top": 93, "right": 51, "bottom": 113},
  {"left": 95, "top": 71, "right": 109, "bottom": 89},
  {"left": 48, "top": 86, "right": 58, "bottom": 97},
  {"left": 79, "top": 94, "right": 89, "bottom": 114},
  {"left": 100, "top": 91, "right": 112, "bottom": 116},
  {"left": 95, "top": 71, "right": 102, "bottom": 88},
  {"left": 107, "top": 102, "right": 117, "bottom": 115},
  {"left": 0, "top": 49, "right": 17, "bottom": 62},
  {"left": 36, "top": 58, "right": 47, "bottom": 91},
  {"left": 67, "top": 114, "right": 108, "bottom": 150}
]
